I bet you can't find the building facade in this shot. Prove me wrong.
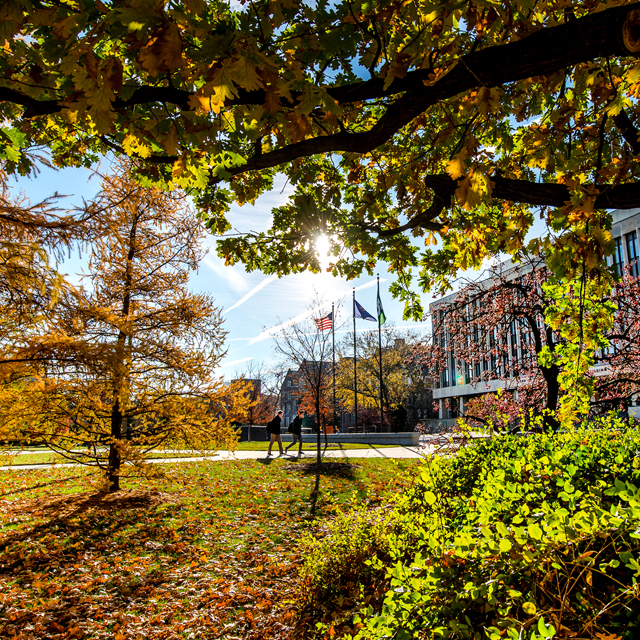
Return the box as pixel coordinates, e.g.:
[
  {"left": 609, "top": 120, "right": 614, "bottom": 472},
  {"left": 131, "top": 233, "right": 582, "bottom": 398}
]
[
  {"left": 430, "top": 208, "right": 640, "bottom": 421},
  {"left": 280, "top": 368, "right": 302, "bottom": 428}
]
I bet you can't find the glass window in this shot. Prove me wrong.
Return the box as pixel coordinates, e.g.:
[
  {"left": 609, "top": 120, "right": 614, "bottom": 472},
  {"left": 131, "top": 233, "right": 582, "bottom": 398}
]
[
  {"left": 489, "top": 331, "right": 497, "bottom": 375},
  {"left": 626, "top": 230, "right": 639, "bottom": 278},
  {"left": 612, "top": 237, "right": 623, "bottom": 276}
]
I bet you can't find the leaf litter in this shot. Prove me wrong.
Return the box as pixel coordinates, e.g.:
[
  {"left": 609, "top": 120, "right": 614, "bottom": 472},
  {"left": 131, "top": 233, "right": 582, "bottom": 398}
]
[{"left": 0, "top": 458, "right": 419, "bottom": 639}]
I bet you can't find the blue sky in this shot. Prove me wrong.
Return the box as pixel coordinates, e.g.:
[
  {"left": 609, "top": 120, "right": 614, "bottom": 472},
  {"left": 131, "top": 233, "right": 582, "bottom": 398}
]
[{"left": 11, "top": 161, "right": 435, "bottom": 377}]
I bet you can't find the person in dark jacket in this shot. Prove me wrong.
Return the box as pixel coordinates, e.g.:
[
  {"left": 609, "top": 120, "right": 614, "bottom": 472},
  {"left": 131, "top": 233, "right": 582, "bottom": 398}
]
[
  {"left": 266, "top": 410, "right": 284, "bottom": 457},
  {"left": 285, "top": 409, "right": 305, "bottom": 456}
]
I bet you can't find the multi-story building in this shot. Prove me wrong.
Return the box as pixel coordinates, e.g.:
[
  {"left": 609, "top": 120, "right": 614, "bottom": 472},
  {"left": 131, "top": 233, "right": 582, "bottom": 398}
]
[
  {"left": 611, "top": 208, "right": 640, "bottom": 277},
  {"left": 280, "top": 361, "right": 340, "bottom": 431},
  {"left": 431, "top": 208, "right": 640, "bottom": 421},
  {"left": 280, "top": 368, "right": 302, "bottom": 428}
]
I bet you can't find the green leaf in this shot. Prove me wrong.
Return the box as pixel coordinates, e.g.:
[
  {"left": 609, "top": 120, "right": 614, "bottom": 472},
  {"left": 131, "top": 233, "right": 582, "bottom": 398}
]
[{"left": 528, "top": 523, "right": 543, "bottom": 540}]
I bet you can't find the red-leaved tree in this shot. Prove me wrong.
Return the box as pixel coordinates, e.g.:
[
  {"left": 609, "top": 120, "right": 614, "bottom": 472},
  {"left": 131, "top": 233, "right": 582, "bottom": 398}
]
[{"left": 420, "top": 255, "right": 640, "bottom": 430}]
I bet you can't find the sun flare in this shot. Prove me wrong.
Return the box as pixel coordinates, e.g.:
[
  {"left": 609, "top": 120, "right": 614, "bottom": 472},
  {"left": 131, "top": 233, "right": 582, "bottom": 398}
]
[{"left": 315, "top": 234, "right": 332, "bottom": 271}]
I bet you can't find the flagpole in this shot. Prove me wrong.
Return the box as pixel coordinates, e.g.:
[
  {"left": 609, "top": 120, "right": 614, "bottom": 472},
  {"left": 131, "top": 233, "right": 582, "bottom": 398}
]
[
  {"left": 353, "top": 288, "right": 358, "bottom": 433},
  {"left": 332, "top": 302, "right": 336, "bottom": 433},
  {"left": 378, "top": 274, "right": 384, "bottom": 432}
]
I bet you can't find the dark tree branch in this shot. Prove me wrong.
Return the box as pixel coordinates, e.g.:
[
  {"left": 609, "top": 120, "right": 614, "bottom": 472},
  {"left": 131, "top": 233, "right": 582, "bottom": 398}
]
[
  {"left": 3, "top": 4, "right": 640, "bottom": 132},
  {"left": 217, "top": 3, "right": 640, "bottom": 177},
  {"left": 377, "top": 195, "right": 446, "bottom": 236},
  {"left": 372, "top": 174, "right": 640, "bottom": 237},
  {"left": 613, "top": 107, "right": 640, "bottom": 155}
]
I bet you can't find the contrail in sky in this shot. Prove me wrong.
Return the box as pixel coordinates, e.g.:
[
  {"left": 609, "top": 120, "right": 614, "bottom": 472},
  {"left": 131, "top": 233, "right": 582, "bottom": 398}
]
[
  {"left": 223, "top": 273, "right": 278, "bottom": 315},
  {"left": 203, "top": 256, "right": 247, "bottom": 292},
  {"left": 247, "top": 278, "right": 386, "bottom": 345},
  {"left": 219, "top": 356, "right": 254, "bottom": 368}
]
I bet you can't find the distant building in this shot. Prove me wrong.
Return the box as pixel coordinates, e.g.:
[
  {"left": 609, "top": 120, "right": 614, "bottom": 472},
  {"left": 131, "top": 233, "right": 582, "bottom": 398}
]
[
  {"left": 610, "top": 208, "right": 640, "bottom": 277},
  {"left": 430, "top": 208, "right": 640, "bottom": 421},
  {"left": 280, "top": 361, "right": 334, "bottom": 429},
  {"left": 280, "top": 368, "right": 302, "bottom": 427}
]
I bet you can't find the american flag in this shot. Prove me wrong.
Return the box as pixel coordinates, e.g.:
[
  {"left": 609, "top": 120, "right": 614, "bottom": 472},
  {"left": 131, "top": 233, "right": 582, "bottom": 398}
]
[{"left": 315, "top": 311, "right": 333, "bottom": 331}]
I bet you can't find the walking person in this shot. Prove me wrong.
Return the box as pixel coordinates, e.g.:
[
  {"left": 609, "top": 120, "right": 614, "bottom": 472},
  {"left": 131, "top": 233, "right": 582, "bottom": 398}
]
[
  {"left": 285, "top": 409, "right": 305, "bottom": 456},
  {"left": 266, "top": 410, "right": 284, "bottom": 457}
]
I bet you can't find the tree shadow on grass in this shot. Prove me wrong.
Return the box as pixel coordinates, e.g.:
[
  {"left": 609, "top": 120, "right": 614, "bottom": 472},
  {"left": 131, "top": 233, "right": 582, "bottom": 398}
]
[
  {"left": 283, "top": 460, "right": 361, "bottom": 518},
  {"left": 0, "top": 489, "right": 181, "bottom": 559},
  {"left": 282, "top": 461, "right": 360, "bottom": 479},
  {"left": 0, "top": 475, "right": 86, "bottom": 498}
]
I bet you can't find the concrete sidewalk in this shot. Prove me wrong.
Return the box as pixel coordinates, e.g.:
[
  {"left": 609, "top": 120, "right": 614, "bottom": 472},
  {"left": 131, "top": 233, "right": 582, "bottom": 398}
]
[{"left": 0, "top": 445, "right": 438, "bottom": 471}]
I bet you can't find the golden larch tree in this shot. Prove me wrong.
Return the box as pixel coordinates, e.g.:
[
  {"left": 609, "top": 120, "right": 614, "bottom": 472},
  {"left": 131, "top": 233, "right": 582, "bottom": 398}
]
[{"left": 1, "top": 162, "right": 249, "bottom": 490}]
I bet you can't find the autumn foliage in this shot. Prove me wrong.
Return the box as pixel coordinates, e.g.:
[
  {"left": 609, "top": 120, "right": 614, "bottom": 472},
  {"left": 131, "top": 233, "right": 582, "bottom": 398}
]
[
  {"left": 5, "top": 2, "right": 640, "bottom": 318},
  {"left": 0, "top": 162, "right": 249, "bottom": 490},
  {"left": 422, "top": 254, "right": 640, "bottom": 430}
]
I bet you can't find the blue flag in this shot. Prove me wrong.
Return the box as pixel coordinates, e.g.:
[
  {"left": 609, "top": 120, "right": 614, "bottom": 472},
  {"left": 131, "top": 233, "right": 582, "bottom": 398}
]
[{"left": 354, "top": 299, "right": 376, "bottom": 321}]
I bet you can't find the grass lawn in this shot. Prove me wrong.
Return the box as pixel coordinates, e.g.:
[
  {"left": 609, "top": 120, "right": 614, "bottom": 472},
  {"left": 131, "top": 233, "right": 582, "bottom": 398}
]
[
  {"left": 234, "top": 441, "right": 400, "bottom": 451},
  {"left": 0, "top": 456, "right": 421, "bottom": 639},
  {"left": 0, "top": 443, "right": 402, "bottom": 466},
  {"left": 0, "top": 452, "right": 204, "bottom": 466}
]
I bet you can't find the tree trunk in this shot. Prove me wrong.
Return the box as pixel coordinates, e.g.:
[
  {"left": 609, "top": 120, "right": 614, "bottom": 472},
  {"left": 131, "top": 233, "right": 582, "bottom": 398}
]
[
  {"left": 528, "top": 317, "right": 562, "bottom": 432},
  {"left": 316, "top": 393, "right": 322, "bottom": 465},
  {"left": 541, "top": 364, "right": 561, "bottom": 432},
  {"left": 108, "top": 399, "right": 123, "bottom": 491},
  {"left": 106, "top": 213, "right": 138, "bottom": 491}
]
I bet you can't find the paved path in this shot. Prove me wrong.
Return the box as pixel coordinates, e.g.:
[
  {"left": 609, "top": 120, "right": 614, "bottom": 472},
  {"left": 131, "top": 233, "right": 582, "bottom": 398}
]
[{"left": 0, "top": 445, "right": 439, "bottom": 471}]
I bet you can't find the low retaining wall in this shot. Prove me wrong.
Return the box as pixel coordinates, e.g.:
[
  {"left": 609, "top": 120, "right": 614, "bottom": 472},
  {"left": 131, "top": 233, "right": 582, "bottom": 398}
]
[
  {"left": 280, "top": 432, "right": 420, "bottom": 446},
  {"left": 237, "top": 425, "right": 269, "bottom": 442},
  {"left": 419, "top": 418, "right": 457, "bottom": 433}
]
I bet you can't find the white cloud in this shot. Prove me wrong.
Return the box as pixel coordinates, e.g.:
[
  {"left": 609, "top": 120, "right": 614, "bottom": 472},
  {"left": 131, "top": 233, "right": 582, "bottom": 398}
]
[
  {"left": 219, "top": 357, "right": 254, "bottom": 368},
  {"left": 224, "top": 273, "right": 278, "bottom": 315},
  {"left": 354, "top": 279, "right": 380, "bottom": 293},
  {"left": 202, "top": 255, "right": 248, "bottom": 293},
  {"left": 246, "top": 278, "right": 387, "bottom": 345},
  {"left": 248, "top": 306, "right": 322, "bottom": 346}
]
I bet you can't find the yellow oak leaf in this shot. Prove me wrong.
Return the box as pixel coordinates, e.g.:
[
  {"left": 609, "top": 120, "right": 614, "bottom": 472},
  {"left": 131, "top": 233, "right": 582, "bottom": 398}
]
[
  {"left": 122, "top": 133, "right": 152, "bottom": 157},
  {"left": 191, "top": 60, "right": 238, "bottom": 114},
  {"left": 164, "top": 125, "right": 179, "bottom": 155},
  {"left": 189, "top": 92, "right": 211, "bottom": 113},
  {"left": 137, "top": 22, "right": 183, "bottom": 77},
  {"left": 446, "top": 148, "right": 468, "bottom": 180},
  {"left": 295, "top": 85, "right": 321, "bottom": 116},
  {"left": 90, "top": 107, "right": 115, "bottom": 135},
  {"left": 87, "top": 81, "right": 115, "bottom": 112},
  {"left": 455, "top": 170, "right": 492, "bottom": 211},
  {"left": 230, "top": 55, "right": 262, "bottom": 92}
]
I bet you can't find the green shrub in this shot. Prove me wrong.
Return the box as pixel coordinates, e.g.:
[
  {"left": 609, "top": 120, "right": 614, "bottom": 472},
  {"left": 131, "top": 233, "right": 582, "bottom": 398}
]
[{"left": 300, "top": 419, "right": 640, "bottom": 639}]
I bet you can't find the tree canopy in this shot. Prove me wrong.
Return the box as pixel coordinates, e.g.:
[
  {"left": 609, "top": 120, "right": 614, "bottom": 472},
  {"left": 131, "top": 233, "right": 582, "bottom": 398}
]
[
  {"left": 423, "top": 254, "right": 640, "bottom": 430},
  {"left": 0, "top": 163, "right": 248, "bottom": 490},
  {"left": 335, "top": 325, "right": 427, "bottom": 419},
  {"left": 3, "top": 1, "right": 640, "bottom": 314}
]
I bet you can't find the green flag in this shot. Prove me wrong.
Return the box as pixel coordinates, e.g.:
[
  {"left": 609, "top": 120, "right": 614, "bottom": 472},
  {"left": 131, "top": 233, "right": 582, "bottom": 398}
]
[{"left": 377, "top": 285, "right": 386, "bottom": 325}]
